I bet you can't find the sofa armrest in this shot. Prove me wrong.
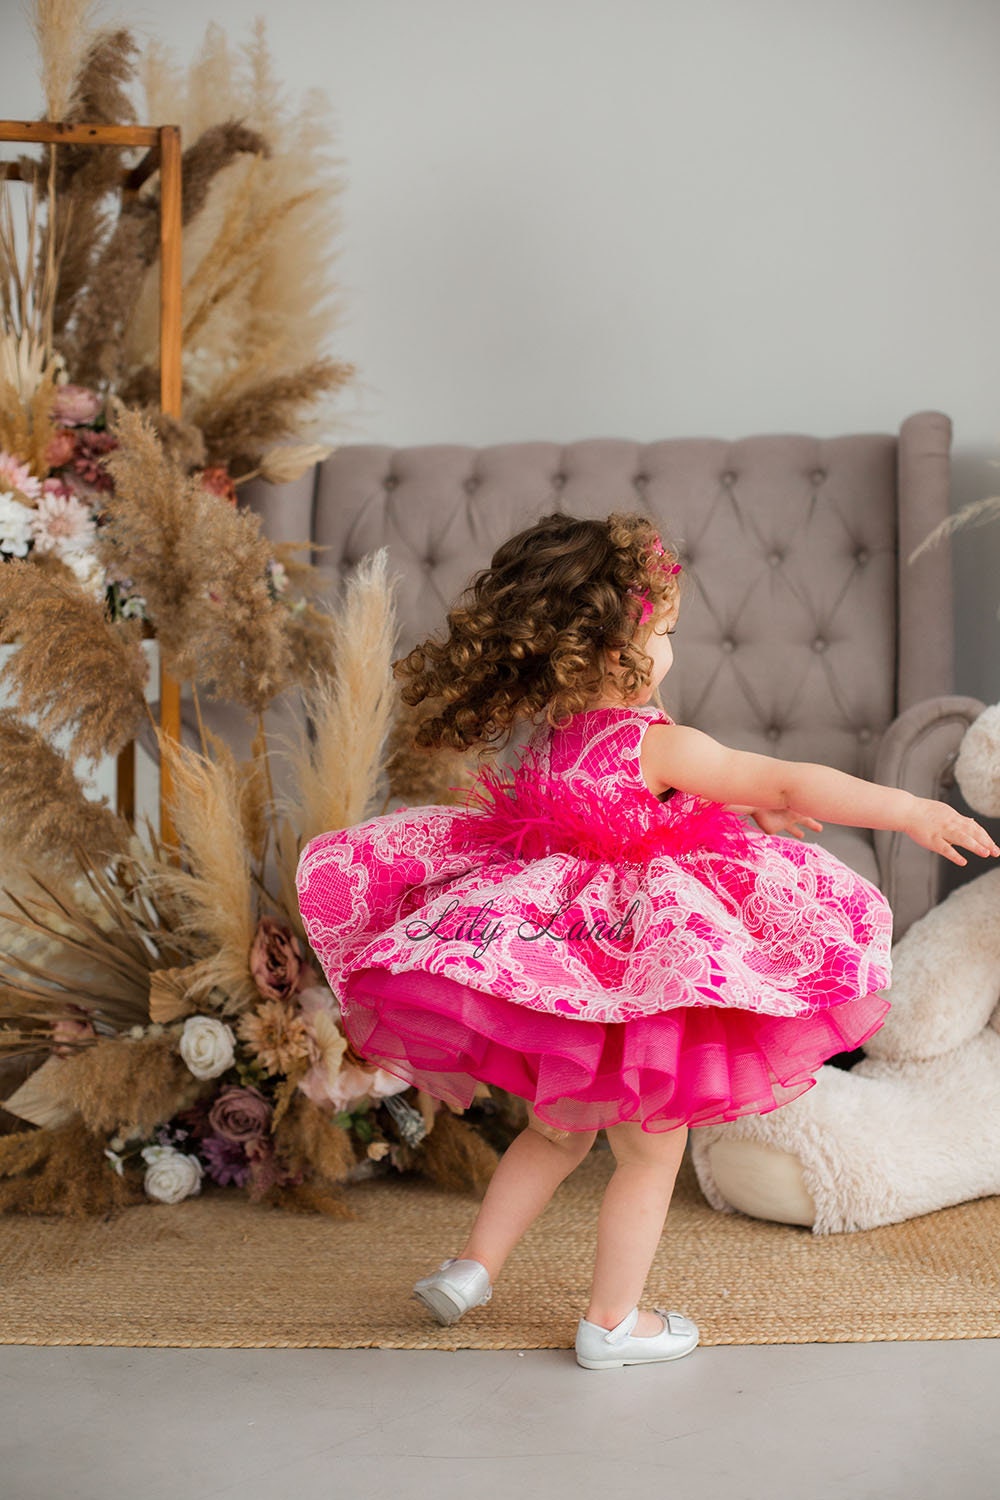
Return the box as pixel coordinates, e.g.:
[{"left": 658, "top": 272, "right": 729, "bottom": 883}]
[{"left": 872, "top": 694, "right": 987, "bottom": 939}]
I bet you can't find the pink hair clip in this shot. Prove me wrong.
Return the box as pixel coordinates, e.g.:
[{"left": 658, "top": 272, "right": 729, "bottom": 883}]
[{"left": 627, "top": 535, "right": 682, "bottom": 621}]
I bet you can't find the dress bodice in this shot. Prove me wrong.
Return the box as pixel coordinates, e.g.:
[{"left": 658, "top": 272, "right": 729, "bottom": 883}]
[{"left": 526, "top": 703, "right": 675, "bottom": 809}]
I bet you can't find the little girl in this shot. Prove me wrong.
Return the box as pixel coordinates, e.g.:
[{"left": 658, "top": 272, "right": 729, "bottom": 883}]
[{"left": 296, "top": 510, "right": 999, "bottom": 1370}]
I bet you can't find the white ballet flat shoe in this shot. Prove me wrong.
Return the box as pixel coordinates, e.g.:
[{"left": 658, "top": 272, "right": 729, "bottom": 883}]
[
  {"left": 575, "top": 1304, "right": 700, "bottom": 1369},
  {"left": 412, "top": 1257, "right": 494, "bottom": 1325}
]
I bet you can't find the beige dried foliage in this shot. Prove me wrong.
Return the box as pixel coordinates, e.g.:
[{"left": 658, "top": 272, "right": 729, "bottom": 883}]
[
  {"left": 0, "top": 372, "right": 57, "bottom": 478},
  {"left": 127, "top": 18, "right": 353, "bottom": 465},
  {"left": 147, "top": 730, "right": 258, "bottom": 1015},
  {"left": 283, "top": 548, "right": 399, "bottom": 845},
  {"left": 193, "top": 358, "right": 354, "bottom": 475},
  {"left": 30, "top": 0, "right": 98, "bottom": 123},
  {"left": 0, "top": 1116, "right": 146, "bottom": 1217},
  {"left": 102, "top": 406, "right": 298, "bottom": 710},
  {"left": 0, "top": 562, "right": 149, "bottom": 762},
  {"left": 0, "top": 710, "right": 132, "bottom": 877},
  {"left": 57, "top": 1030, "right": 208, "bottom": 1134},
  {"left": 384, "top": 688, "right": 483, "bottom": 807}
]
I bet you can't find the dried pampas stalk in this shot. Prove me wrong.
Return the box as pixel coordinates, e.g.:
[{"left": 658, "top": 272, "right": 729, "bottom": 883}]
[
  {"left": 0, "top": 711, "right": 132, "bottom": 876},
  {"left": 908, "top": 494, "right": 1000, "bottom": 564},
  {"left": 0, "top": 562, "right": 149, "bottom": 762},
  {"left": 30, "top": 0, "right": 98, "bottom": 123},
  {"left": 285, "top": 547, "right": 399, "bottom": 844},
  {"left": 46, "top": 26, "right": 140, "bottom": 337},
  {"left": 179, "top": 119, "right": 269, "bottom": 228},
  {"left": 383, "top": 687, "right": 482, "bottom": 808},
  {"left": 194, "top": 358, "right": 354, "bottom": 472},
  {"left": 0, "top": 372, "right": 57, "bottom": 478},
  {"left": 147, "top": 730, "right": 258, "bottom": 1014},
  {"left": 60, "top": 200, "right": 160, "bottom": 387},
  {"left": 0, "top": 1118, "right": 146, "bottom": 1217},
  {"left": 103, "top": 405, "right": 297, "bottom": 710},
  {"left": 57, "top": 1030, "right": 206, "bottom": 1134},
  {"left": 414, "top": 1105, "right": 499, "bottom": 1195}
]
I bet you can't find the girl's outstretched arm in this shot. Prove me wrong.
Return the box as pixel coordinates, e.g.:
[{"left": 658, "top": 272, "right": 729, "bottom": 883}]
[{"left": 640, "top": 724, "right": 1000, "bottom": 866}]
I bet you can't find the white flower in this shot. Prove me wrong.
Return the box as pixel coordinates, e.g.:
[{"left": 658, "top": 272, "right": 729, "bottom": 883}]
[
  {"left": 140, "top": 1145, "right": 204, "bottom": 1203},
  {"left": 179, "top": 1015, "right": 237, "bottom": 1079},
  {"left": 0, "top": 491, "right": 33, "bottom": 556},
  {"left": 29, "top": 488, "right": 96, "bottom": 556},
  {"left": 62, "top": 546, "right": 105, "bottom": 595},
  {"left": 104, "top": 1148, "right": 125, "bottom": 1177}
]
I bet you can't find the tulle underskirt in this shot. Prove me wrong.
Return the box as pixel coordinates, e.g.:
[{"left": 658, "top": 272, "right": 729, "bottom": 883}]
[{"left": 341, "top": 965, "right": 892, "bottom": 1133}]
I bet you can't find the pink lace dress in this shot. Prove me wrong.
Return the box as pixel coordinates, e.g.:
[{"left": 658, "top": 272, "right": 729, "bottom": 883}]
[{"left": 295, "top": 703, "right": 893, "bottom": 1133}]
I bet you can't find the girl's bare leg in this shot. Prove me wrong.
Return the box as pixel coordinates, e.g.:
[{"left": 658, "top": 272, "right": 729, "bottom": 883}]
[
  {"left": 457, "top": 1107, "right": 598, "bottom": 1282},
  {"left": 586, "top": 1120, "right": 688, "bottom": 1338}
]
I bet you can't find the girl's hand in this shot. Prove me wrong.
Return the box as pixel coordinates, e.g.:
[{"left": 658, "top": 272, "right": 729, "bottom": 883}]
[
  {"left": 903, "top": 797, "right": 1000, "bottom": 867},
  {"left": 750, "top": 807, "right": 824, "bottom": 840}
]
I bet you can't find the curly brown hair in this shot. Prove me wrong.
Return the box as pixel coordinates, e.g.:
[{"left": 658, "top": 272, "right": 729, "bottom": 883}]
[{"left": 393, "top": 510, "right": 684, "bottom": 752}]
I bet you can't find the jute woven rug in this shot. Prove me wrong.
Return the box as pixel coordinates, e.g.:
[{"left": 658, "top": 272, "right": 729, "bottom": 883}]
[{"left": 1, "top": 1142, "right": 997, "bottom": 1349}]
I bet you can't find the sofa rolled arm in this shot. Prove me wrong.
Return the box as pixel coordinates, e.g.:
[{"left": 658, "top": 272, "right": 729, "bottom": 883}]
[{"left": 872, "top": 694, "right": 987, "bottom": 938}]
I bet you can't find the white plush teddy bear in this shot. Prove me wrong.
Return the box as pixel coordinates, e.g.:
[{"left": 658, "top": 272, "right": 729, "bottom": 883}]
[{"left": 689, "top": 703, "right": 1000, "bottom": 1234}]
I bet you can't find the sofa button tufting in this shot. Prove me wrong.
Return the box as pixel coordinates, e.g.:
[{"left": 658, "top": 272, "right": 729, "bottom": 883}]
[
  {"left": 634, "top": 472, "right": 649, "bottom": 485},
  {"left": 855, "top": 547, "right": 869, "bottom": 564},
  {"left": 464, "top": 476, "right": 480, "bottom": 494},
  {"left": 768, "top": 550, "right": 782, "bottom": 566},
  {"left": 552, "top": 473, "right": 566, "bottom": 488},
  {"left": 812, "top": 636, "right": 827, "bottom": 652},
  {"left": 721, "top": 469, "right": 737, "bottom": 485},
  {"left": 721, "top": 637, "right": 736, "bottom": 653},
  {"left": 384, "top": 475, "right": 398, "bottom": 490},
  {"left": 811, "top": 468, "right": 826, "bottom": 484},
  {"left": 766, "top": 725, "right": 781, "bottom": 741},
  {"left": 858, "top": 727, "right": 873, "bottom": 743}
]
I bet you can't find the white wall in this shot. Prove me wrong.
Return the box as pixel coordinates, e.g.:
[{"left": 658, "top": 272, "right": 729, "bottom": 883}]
[{"left": 3, "top": 0, "right": 1000, "bottom": 703}]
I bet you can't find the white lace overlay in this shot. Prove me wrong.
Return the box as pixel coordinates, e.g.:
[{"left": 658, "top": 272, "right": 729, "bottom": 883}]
[{"left": 296, "top": 705, "right": 893, "bottom": 1025}]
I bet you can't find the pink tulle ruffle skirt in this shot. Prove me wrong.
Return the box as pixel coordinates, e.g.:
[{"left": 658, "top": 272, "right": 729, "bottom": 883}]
[{"left": 341, "top": 963, "right": 892, "bottom": 1133}]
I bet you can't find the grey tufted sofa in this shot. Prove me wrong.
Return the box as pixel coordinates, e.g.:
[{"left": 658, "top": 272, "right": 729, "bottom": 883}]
[{"left": 235, "top": 409, "right": 982, "bottom": 943}]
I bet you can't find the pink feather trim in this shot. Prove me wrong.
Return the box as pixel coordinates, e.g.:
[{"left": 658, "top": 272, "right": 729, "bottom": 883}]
[{"left": 447, "top": 746, "right": 756, "bottom": 865}]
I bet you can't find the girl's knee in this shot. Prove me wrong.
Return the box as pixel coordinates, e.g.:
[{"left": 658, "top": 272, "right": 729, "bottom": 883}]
[
  {"left": 606, "top": 1119, "right": 688, "bottom": 1167},
  {"left": 526, "top": 1106, "right": 596, "bottom": 1158}
]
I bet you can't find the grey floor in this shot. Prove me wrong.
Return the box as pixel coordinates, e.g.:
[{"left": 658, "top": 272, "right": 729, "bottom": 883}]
[{"left": 1, "top": 1340, "right": 997, "bottom": 1500}]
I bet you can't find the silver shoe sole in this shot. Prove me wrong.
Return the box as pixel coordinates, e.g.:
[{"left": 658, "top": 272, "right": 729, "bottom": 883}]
[{"left": 412, "top": 1283, "right": 465, "bottom": 1325}]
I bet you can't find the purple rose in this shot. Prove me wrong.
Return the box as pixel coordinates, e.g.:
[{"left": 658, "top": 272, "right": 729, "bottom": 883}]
[{"left": 208, "top": 1084, "right": 272, "bottom": 1144}]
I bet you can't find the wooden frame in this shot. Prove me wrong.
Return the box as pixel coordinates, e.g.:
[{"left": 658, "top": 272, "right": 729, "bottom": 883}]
[{"left": 0, "top": 120, "right": 183, "bottom": 847}]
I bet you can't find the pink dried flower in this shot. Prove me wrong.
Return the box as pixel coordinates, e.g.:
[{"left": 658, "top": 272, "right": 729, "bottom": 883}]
[
  {"left": 45, "top": 429, "right": 78, "bottom": 469},
  {"left": 249, "top": 916, "right": 304, "bottom": 1002},
  {"left": 0, "top": 450, "right": 41, "bottom": 502},
  {"left": 52, "top": 384, "right": 102, "bottom": 426},
  {"left": 51, "top": 1003, "right": 98, "bottom": 1058},
  {"left": 200, "top": 1134, "right": 251, "bottom": 1187},
  {"left": 199, "top": 465, "right": 238, "bottom": 506},
  {"left": 71, "top": 430, "right": 118, "bottom": 491},
  {"left": 208, "top": 1084, "right": 272, "bottom": 1144}
]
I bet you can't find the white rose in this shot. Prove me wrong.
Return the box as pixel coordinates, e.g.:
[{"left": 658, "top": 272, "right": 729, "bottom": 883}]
[
  {"left": 178, "top": 1015, "right": 237, "bottom": 1080},
  {"left": 140, "top": 1144, "right": 205, "bottom": 1203}
]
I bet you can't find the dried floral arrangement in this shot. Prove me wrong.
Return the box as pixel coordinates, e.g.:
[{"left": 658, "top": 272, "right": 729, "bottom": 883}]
[
  {"left": 0, "top": 4, "right": 518, "bottom": 1217},
  {"left": 0, "top": 530, "right": 510, "bottom": 1219},
  {"left": 0, "top": 4, "right": 355, "bottom": 603}
]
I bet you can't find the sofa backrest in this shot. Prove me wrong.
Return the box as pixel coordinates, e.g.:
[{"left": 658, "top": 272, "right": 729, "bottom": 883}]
[{"left": 244, "top": 410, "right": 953, "bottom": 780}]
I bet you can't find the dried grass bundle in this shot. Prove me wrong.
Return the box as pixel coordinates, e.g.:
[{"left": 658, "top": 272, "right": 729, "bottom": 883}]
[
  {"left": 282, "top": 547, "right": 398, "bottom": 846},
  {"left": 0, "top": 710, "right": 132, "bottom": 875},
  {"left": 414, "top": 1105, "right": 499, "bottom": 1194},
  {"left": 147, "top": 730, "right": 258, "bottom": 1014},
  {"left": 270, "top": 1089, "right": 359, "bottom": 1187},
  {"left": 102, "top": 406, "right": 297, "bottom": 709},
  {"left": 194, "top": 358, "right": 354, "bottom": 475},
  {"left": 0, "top": 561, "right": 149, "bottom": 761},
  {"left": 384, "top": 687, "right": 483, "bottom": 807},
  {"left": 127, "top": 19, "right": 353, "bottom": 469},
  {"left": 0, "top": 1117, "right": 146, "bottom": 1216},
  {"left": 0, "top": 371, "right": 57, "bottom": 477},
  {"left": 60, "top": 200, "right": 160, "bottom": 387},
  {"left": 57, "top": 1029, "right": 207, "bottom": 1134},
  {"left": 30, "top": 0, "right": 97, "bottom": 124},
  {"left": 47, "top": 27, "right": 140, "bottom": 338}
]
